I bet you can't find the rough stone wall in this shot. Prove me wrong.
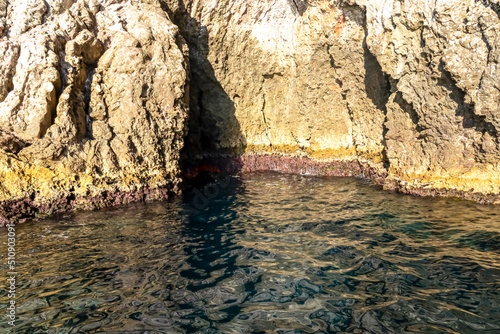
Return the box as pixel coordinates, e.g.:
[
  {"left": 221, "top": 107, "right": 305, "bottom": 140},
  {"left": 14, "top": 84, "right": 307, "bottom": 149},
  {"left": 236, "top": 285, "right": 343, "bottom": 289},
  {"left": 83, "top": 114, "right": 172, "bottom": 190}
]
[
  {"left": 172, "top": 0, "right": 390, "bottom": 165},
  {"left": 168, "top": 0, "right": 500, "bottom": 203},
  {"left": 0, "top": 0, "right": 189, "bottom": 220},
  {"left": 358, "top": 0, "right": 500, "bottom": 198},
  {"left": 1, "top": 0, "right": 499, "bottom": 219}
]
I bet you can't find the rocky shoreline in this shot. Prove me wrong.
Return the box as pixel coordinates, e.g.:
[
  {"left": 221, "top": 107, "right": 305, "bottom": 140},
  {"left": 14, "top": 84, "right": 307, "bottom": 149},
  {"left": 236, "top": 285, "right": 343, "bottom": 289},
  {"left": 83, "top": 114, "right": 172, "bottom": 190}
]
[
  {"left": 186, "top": 153, "right": 500, "bottom": 205},
  {"left": 2, "top": 151, "right": 500, "bottom": 224},
  {"left": 1, "top": 0, "right": 499, "bottom": 222},
  {"left": 0, "top": 182, "right": 179, "bottom": 226}
]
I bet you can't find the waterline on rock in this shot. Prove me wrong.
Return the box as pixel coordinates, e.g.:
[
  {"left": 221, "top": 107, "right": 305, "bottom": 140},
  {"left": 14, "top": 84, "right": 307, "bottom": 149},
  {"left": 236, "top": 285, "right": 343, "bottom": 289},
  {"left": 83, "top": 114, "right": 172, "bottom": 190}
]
[{"left": 1, "top": 171, "right": 499, "bottom": 333}]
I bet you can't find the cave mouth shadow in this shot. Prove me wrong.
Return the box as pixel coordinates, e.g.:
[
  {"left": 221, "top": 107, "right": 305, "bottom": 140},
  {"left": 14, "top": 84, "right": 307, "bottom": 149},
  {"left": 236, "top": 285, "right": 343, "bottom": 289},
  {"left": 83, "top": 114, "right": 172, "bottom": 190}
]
[
  {"left": 163, "top": 0, "right": 246, "bottom": 173},
  {"left": 172, "top": 1, "right": 395, "bottom": 176}
]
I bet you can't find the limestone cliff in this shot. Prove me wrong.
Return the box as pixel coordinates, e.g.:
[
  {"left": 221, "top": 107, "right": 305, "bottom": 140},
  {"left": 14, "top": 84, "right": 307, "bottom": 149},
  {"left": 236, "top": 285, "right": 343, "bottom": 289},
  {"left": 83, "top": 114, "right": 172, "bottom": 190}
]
[
  {"left": 167, "top": 0, "right": 500, "bottom": 203},
  {"left": 0, "top": 0, "right": 189, "bottom": 221},
  {"left": 1, "top": 0, "right": 499, "bottom": 222}
]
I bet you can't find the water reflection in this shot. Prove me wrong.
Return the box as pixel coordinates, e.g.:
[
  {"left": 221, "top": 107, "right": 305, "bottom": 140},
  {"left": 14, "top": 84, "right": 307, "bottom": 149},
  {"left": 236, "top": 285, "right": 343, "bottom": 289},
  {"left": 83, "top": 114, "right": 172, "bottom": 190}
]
[{"left": 1, "top": 171, "right": 500, "bottom": 333}]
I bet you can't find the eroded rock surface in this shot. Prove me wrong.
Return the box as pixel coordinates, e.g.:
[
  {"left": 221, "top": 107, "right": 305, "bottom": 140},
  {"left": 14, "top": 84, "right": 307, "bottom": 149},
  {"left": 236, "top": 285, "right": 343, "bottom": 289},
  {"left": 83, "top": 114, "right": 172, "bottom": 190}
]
[
  {"left": 0, "top": 0, "right": 189, "bottom": 220},
  {"left": 352, "top": 0, "right": 500, "bottom": 198},
  {"left": 168, "top": 0, "right": 500, "bottom": 203},
  {"left": 174, "top": 0, "right": 389, "bottom": 165},
  {"left": 1, "top": 0, "right": 499, "bottom": 221}
]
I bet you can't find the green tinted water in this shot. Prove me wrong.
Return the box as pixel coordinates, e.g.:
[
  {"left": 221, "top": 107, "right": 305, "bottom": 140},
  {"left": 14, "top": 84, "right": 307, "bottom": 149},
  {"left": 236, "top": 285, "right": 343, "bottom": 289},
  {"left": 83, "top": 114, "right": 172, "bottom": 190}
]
[{"left": 1, "top": 171, "right": 500, "bottom": 333}]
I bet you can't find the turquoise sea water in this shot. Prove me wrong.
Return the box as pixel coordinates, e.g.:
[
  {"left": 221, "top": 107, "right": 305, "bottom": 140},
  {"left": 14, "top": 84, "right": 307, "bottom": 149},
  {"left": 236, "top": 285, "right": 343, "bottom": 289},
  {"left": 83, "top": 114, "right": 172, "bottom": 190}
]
[{"left": 1, "top": 171, "right": 500, "bottom": 333}]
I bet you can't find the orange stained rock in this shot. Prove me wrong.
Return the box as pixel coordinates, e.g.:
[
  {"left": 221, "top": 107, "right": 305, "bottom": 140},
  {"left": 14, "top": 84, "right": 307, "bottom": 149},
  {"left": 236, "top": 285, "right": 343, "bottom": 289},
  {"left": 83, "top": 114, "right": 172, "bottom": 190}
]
[{"left": 334, "top": 13, "right": 346, "bottom": 38}]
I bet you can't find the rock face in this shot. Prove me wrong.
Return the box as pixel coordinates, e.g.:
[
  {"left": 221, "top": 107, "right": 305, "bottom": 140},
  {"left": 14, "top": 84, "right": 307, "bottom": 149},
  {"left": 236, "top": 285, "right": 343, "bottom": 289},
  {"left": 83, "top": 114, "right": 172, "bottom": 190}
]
[
  {"left": 174, "top": 0, "right": 389, "bottom": 163},
  {"left": 360, "top": 0, "right": 500, "bottom": 199},
  {"left": 0, "top": 0, "right": 189, "bottom": 220},
  {"left": 1, "top": 0, "right": 499, "bottom": 221},
  {"left": 167, "top": 0, "right": 500, "bottom": 203}
]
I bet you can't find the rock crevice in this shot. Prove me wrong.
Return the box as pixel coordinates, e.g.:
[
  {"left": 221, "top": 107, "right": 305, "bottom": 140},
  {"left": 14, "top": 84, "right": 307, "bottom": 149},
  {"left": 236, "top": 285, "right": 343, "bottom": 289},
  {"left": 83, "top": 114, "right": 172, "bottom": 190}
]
[
  {"left": 1, "top": 0, "right": 500, "bottom": 222},
  {"left": 0, "top": 0, "right": 189, "bottom": 222}
]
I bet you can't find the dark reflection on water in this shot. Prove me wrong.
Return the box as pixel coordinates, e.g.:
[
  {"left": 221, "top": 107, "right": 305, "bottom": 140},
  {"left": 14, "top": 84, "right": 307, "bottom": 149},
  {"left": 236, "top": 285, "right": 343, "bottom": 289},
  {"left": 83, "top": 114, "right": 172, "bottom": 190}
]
[{"left": 1, "top": 171, "right": 500, "bottom": 333}]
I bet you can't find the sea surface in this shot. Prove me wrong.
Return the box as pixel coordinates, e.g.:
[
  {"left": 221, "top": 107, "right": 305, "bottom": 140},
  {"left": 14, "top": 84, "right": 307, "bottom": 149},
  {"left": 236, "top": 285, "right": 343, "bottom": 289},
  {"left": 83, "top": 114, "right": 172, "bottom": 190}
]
[{"left": 1, "top": 171, "right": 500, "bottom": 333}]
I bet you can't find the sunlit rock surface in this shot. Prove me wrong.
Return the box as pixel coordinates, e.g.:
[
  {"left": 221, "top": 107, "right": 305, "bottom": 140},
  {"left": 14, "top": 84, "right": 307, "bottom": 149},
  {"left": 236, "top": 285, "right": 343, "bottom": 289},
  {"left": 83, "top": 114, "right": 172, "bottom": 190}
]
[
  {"left": 168, "top": 0, "right": 500, "bottom": 203},
  {"left": 1, "top": 0, "right": 500, "bottom": 220},
  {"left": 0, "top": 0, "right": 189, "bottom": 220}
]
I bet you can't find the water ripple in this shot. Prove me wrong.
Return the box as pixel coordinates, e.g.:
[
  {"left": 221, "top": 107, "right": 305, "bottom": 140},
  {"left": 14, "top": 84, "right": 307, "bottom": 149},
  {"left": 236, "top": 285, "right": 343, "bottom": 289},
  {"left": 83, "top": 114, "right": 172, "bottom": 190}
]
[{"left": 1, "top": 171, "right": 500, "bottom": 333}]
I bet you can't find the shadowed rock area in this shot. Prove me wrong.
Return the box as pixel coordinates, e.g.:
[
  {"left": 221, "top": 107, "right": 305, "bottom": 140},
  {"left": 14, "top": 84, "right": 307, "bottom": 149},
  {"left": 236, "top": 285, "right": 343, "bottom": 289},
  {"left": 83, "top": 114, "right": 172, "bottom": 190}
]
[
  {"left": 0, "top": 0, "right": 499, "bottom": 221},
  {"left": 169, "top": 0, "right": 500, "bottom": 203}
]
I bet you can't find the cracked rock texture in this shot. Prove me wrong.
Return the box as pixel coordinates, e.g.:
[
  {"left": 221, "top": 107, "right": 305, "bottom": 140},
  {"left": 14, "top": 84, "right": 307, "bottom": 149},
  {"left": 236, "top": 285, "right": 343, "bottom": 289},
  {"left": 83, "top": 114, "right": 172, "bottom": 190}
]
[
  {"left": 166, "top": 0, "right": 499, "bottom": 203},
  {"left": 0, "top": 0, "right": 189, "bottom": 220},
  {"left": 1, "top": 0, "right": 500, "bottom": 220}
]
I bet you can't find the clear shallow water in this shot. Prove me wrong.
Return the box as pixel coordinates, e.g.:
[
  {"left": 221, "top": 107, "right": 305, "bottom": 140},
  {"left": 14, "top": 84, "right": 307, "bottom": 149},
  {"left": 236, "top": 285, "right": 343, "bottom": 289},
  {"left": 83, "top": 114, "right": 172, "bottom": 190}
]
[{"left": 1, "top": 171, "right": 500, "bottom": 333}]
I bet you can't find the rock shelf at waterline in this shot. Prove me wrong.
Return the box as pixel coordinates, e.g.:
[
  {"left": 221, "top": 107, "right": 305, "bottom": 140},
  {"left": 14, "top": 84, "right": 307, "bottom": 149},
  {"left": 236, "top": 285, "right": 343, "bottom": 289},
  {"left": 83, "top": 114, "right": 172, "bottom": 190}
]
[{"left": 1, "top": 0, "right": 500, "bottom": 220}]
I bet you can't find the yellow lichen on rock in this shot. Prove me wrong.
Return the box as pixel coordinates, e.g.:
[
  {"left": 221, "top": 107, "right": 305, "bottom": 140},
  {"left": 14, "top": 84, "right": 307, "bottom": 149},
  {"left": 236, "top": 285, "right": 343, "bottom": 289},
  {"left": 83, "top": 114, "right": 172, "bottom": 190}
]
[
  {"left": 0, "top": 0, "right": 189, "bottom": 220},
  {"left": 2, "top": 0, "right": 500, "bottom": 221}
]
